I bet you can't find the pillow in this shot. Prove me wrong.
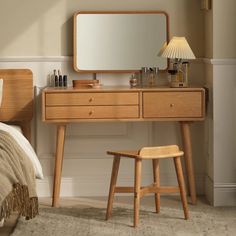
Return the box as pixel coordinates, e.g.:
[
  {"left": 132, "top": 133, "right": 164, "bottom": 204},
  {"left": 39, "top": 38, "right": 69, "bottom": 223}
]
[
  {"left": 0, "top": 79, "right": 3, "bottom": 107},
  {"left": 0, "top": 122, "right": 44, "bottom": 179}
]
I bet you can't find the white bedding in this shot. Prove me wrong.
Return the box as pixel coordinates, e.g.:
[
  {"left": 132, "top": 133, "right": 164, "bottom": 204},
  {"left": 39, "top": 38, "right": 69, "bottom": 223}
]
[{"left": 0, "top": 122, "right": 43, "bottom": 179}]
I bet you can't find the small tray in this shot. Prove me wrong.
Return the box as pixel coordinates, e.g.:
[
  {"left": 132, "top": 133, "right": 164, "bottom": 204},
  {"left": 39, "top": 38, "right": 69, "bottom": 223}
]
[{"left": 72, "top": 79, "right": 99, "bottom": 88}]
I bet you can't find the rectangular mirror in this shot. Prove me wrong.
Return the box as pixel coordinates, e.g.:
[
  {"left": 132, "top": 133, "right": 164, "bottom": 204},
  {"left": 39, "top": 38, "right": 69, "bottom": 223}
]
[{"left": 73, "top": 11, "right": 169, "bottom": 73}]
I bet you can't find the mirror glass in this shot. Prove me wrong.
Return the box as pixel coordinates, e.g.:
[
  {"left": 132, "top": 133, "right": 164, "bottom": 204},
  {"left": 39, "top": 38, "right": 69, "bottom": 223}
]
[{"left": 74, "top": 12, "right": 168, "bottom": 72}]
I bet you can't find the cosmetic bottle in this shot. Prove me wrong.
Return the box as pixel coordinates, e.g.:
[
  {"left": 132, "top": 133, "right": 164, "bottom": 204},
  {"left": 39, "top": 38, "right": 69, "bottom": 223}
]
[
  {"left": 58, "top": 70, "right": 63, "bottom": 87},
  {"left": 63, "top": 75, "right": 67, "bottom": 87},
  {"left": 54, "top": 70, "right": 58, "bottom": 87}
]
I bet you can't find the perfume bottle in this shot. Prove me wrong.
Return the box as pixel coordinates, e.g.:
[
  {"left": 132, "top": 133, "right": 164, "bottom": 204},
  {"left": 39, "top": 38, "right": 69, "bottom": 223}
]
[
  {"left": 58, "top": 70, "right": 63, "bottom": 87},
  {"left": 54, "top": 70, "right": 58, "bottom": 87},
  {"left": 63, "top": 75, "right": 67, "bottom": 87},
  {"left": 150, "top": 67, "right": 159, "bottom": 87},
  {"left": 148, "top": 68, "right": 155, "bottom": 87}
]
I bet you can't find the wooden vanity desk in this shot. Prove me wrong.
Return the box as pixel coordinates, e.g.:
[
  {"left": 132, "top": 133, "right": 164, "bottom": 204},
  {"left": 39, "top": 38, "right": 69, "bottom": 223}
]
[{"left": 42, "top": 86, "right": 205, "bottom": 207}]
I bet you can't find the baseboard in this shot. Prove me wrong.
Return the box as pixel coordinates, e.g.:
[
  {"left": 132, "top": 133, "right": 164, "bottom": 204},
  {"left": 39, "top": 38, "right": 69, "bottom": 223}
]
[
  {"left": 204, "top": 176, "right": 236, "bottom": 206},
  {"left": 214, "top": 183, "right": 236, "bottom": 206}
]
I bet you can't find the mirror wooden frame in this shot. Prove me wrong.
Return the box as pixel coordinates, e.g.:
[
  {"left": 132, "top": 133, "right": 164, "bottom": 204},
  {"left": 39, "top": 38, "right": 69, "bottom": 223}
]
[{"left": 73, "top": 11, "right": 169, "bottom": 73}]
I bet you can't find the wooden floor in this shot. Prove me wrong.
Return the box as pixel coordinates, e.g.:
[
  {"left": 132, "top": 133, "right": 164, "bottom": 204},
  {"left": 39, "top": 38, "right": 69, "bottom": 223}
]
[{"left": 0, "top": 196, "right": 209, "bottom": 236}]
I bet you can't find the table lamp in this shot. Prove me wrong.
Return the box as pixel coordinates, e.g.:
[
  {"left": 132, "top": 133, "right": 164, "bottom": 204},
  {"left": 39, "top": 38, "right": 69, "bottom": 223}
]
[{"left": 160, "top": 36, "right": 195, "bottom": 87}]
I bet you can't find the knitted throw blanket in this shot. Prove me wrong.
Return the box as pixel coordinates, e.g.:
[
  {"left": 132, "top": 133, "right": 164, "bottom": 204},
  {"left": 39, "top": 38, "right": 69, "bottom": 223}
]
[{"left": 0, "top": 130, "right": 38, "bottom": 221}]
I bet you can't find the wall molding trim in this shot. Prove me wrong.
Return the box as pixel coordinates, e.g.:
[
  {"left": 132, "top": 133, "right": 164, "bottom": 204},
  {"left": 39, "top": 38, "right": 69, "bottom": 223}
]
[
  {"left": 1, "top": 56, "right": 235, "bottom": 65},
  {"left": 214, "top": 183, "right": 236, "bottom": 189},
  {"left": 202, "top": 58, "right": 236, "bottom": 65},
  {"left": 0, "top": 56, "right": 205, "bottom": 64}
]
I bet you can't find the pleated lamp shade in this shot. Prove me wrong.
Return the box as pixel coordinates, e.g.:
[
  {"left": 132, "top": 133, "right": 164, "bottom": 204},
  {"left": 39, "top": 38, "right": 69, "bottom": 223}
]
[{"left": 160, "top": 37, "right": 196, "bottom": 60}]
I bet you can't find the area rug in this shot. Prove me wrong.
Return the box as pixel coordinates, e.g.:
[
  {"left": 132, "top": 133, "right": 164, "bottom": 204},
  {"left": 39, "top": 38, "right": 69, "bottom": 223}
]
[{"left": 11, "top": 204, "right": 236, "bottom": 236}]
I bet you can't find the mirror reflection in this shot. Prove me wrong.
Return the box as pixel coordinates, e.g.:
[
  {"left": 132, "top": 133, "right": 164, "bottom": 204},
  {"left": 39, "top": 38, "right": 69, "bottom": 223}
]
[{"left": 74, "top": 12, "right": 168, "bottom": 72}]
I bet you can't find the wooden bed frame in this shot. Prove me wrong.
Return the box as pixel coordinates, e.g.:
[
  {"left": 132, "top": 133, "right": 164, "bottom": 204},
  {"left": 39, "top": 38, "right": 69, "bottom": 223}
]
[{"left": 0, "top": 69, "right": 33, "bottom": 141}]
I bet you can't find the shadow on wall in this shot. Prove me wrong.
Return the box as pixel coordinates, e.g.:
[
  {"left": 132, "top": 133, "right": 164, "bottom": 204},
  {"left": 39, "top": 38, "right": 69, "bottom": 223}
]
[
  {"left": 183, "top": 0, "right": 204, "bottom": 58},
  {"left": 61, "top": 16, "right": 73, "bottom": 57},
  {"left": 0, "top": 0, "right": 61, "bottom": 55}
]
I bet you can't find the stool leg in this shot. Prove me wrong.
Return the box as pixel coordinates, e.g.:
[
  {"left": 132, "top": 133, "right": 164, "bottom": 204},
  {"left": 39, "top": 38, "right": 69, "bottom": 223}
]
[
  {"left": 134, "top": 158, "right": 142, "bottom": 227},
  {"left": 174, "top": 157, "right": 189, "bottom": 220},
  {"left": 106, "top": 156, "right": 121, "bottom": 220},
  {"left": 152, "top": 159, "right": 160, "bottom": 213}
]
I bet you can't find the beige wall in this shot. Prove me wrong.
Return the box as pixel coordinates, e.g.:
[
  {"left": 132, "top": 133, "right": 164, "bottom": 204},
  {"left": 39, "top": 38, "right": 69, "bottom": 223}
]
[
  {"left": 213, "top": 0, "right": 236, "bottom": 58},
  {"left": 204, "top": 9, "right": 213, "bottom": 58},
  {"left": 0, "top": 0, "right": 204, "bottom": 57}
]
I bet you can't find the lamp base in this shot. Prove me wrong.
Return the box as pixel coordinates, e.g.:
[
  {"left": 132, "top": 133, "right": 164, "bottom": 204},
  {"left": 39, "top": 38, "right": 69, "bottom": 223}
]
[{"left": 170, "top": 81, "right": 188, "bottom": 88}]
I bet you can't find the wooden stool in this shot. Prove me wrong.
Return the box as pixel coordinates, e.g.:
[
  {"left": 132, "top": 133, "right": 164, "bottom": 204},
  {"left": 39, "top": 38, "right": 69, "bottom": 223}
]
[{"left": 106, "top": 145, "right": 189, "bottom": 227}]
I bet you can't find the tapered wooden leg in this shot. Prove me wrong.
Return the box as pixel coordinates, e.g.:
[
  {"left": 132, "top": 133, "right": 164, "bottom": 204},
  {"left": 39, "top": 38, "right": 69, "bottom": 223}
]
[
  {"left": 134, "top": 159, "right": 142, "bottom": 227},
  {"left": 52, "top": 124, "right": 66, "bottom": 207},
  {"left": 152, "top": 159, "right": 160, "bottom": 213},
  {"left": 180, "top": 121, "right": 197, "bottom": 205},
  {"left": 106, "top": 156, "right": 121, "bottom": 220},
  {"left": 174, "top": 157, "right": 189, "bottom": 220}
]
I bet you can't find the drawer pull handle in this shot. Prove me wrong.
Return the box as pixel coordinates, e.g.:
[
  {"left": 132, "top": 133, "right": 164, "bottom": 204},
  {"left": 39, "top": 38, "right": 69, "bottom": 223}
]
[
  {"left": 89, "top": 111, "right": 93, "bottom": 115},
  {"left": 170, "top": 103, "right": 174, "bottom": 107},
  {"left": 89, "top": 98, "right": 94, "bottom": 102}
]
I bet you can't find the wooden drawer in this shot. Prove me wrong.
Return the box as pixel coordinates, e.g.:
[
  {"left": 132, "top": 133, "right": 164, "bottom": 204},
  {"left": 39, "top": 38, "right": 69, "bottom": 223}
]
[
  {"left": 143, "top": 91, "right": 204, "bottom": 118},
  {"left": 45, "top": 105, "right": 139, "bottom": 119},
  {"left": 45, "top": 92, "right": 139, "bottom": 106}
]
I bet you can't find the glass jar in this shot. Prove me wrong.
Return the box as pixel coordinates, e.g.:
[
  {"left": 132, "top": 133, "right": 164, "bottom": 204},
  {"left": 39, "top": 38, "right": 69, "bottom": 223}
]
[
  {"left": 148, "top": 71, "right": 155, "bottom": 87},
  {"left": 168, "top": 69, "right": 178, "bottom": 87},
  {"left": 141, "top": 67, "right": 149, "bottom": 87},
  {"left": 129, "top": 74, "right": 138, "bottom": 88},
  {"left": 182, "top": 62, "right": 189, "bottom": 86}
]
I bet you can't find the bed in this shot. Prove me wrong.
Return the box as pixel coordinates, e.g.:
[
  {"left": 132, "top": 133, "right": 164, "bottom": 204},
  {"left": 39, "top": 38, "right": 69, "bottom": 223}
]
[{"left": 0, "top": 69, "right": 43, "bottom": 226}]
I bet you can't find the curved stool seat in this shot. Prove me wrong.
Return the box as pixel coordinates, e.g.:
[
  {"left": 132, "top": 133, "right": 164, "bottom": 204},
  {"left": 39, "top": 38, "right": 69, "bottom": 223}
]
[{"left": 106, "top": 145, "right": 189, "bottom": 227}]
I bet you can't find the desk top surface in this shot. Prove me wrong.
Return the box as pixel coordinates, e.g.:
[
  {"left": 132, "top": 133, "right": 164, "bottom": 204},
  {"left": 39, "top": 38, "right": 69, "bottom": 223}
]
[{"left": 43, "top": 85, "right": 205, "bottom": 93}]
